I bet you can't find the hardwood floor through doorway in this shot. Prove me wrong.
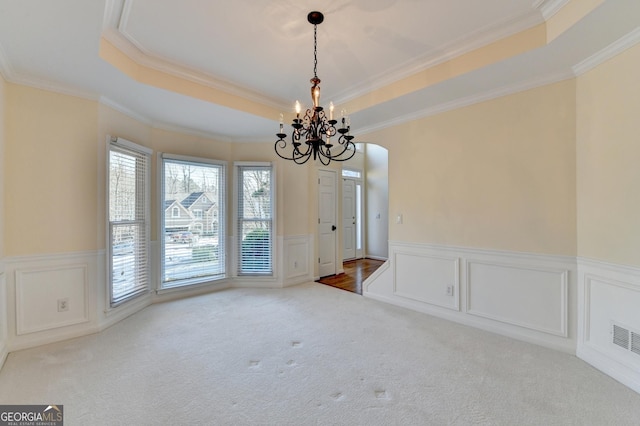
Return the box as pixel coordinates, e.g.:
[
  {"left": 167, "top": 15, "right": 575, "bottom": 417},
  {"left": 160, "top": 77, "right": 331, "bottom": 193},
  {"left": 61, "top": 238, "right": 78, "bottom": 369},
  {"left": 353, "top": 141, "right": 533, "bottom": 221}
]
[{"left": 317, "top": 258, "right": 385, "bottom": 294}]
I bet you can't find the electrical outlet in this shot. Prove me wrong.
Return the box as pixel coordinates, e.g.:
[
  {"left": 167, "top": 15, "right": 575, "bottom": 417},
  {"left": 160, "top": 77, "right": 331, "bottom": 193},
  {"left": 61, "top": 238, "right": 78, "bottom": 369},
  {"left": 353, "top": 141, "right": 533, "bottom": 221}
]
[
  {"left": 57, "top": 298, "right": 69, "bottom": 312},
  {"left": 446, "top": 285, "right": 454, "bottom": 297}
]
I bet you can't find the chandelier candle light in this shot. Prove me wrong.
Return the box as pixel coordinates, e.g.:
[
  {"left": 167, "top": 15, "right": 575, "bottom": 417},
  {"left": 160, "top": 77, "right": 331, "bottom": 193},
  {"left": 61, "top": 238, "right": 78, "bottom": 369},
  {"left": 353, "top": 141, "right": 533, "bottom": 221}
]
[{"left": 275, "top": 11, "right": 356, "bottom": 165}]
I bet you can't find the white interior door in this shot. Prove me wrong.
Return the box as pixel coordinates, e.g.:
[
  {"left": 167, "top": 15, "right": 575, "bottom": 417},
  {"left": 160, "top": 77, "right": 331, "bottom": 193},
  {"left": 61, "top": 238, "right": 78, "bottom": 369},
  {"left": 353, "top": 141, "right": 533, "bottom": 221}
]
[
  {"left": 342, "top": 178, "right": 356, "bottom": 260},
  {"left": 318, "top": 169, "right": 337, "bottom": 277}
]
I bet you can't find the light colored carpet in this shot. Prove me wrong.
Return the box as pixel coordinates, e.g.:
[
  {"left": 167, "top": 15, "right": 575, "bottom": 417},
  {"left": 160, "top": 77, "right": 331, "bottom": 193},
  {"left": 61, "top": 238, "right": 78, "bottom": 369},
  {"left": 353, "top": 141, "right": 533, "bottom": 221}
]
[{"left": 1, "top": 282, "right": 639, "bottom": 425}]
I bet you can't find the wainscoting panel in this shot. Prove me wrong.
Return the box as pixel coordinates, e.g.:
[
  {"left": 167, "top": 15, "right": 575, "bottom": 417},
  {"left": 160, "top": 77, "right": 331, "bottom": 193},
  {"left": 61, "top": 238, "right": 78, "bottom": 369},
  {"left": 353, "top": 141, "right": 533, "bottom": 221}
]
[
  {"left": 394, "top": 251, "right": 459, "bottom": 310},
  {"left": 0, "top": 265, "right": 7, "bottom": 369},
  {"left": 16, "top": 264, "right": 89, "bottom": 335},
  {"left": 4, "top": 251, "right": 103, "bottom": 351},
  {"left": 364, "top": 241, "right": 576, "bottom": 353},
  {"left": 466, "top": 261, "right": 568, "bottom": 336},
  {"left": 284, "top": 235, "right": 313, "bottom": 286},
  {"left": 578, "top": 258, "right": 640, "bottom": 394}
]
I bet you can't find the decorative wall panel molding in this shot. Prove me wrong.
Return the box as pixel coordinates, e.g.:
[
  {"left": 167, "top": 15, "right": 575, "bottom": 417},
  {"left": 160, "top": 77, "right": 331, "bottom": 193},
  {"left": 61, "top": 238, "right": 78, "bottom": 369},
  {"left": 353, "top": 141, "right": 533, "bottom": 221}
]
[
  {"left": 16, "top": 264, "right": 89, "bottom": 335},
  {"left": 577, "top": 258, "right": 640, "bottom": 394},
  {"left": 364, "top": 241, "right": 576, "bottom": 352},
  {"left": 4, "top": 250, "right": 102, "bottom": 351},
  {"left": 466, "top": 260, "right": 568, "bottom": 336},
  {"left": 0, "top": 267, "right": 7, "bottom": 370},
  {"left": 393, "top": 251, "right": 459, "bottom": 311},
  {"left": 284, "top": 235, "right": 313, "bottom": 286}
]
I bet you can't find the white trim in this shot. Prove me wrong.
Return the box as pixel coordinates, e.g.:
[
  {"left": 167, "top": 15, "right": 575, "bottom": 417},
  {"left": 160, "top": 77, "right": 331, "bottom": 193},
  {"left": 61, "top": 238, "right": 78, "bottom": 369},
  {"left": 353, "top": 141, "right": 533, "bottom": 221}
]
[
  {"left": 158, "top": 154, "right": 228, "bottom": 291},
  {"left": 151, "top": 122, "right": 233, "bottom": 143},
  {"left": 365, "top": 255, "right": 389, "bottom": 262},
  {"left": 465, "top": 259, "right": 568, "bottom": 337},
  {"left": 283, "top": 234, "right": 313, "bottom": 286},
  {"left": 393, "top": 251, "right": 460, "bottom": 311},
  {"left": 0, "top": 40, "right": 16, "bottom": 82},
  {"left": 0, "top": 266, "right": 7, "bottom": 371},
  {"left": 233, "top": 162, "right": 277, "bottom": 278},
  {"left": 110, "top": 135, "right": 153, "bottom": 155},
  {"left": 107, "top": 136, "right": 152, "bottom": 309},
  {"left": 573, "top": 27, "right": 640, "bottom": 76},
  {"left": 536, "top": 0, "right": 570, "bottom": 20},
  {"left": 100, "top": 21, "right": 288, "bottom": 111},
  {"left": 317, "top": 168, "right": 340, "bottom": 278},
  {"left": 3, "top": 250, "right": 103, "bottom": 352},
  {"left": 99, "top": 96, "right": 153, "bottom": 126},
  {"left": 331, "top": 10, "right": 545, "bottom": 105},
  {"left": 161, "top": 152, "right": 226, "bottom": 167},
  {"left": 388, "top": 240, "right": 576, "bottom": 265},
  {"left": 364, "top": 241, "right": 576, "bottom": 353},
  {"left": 16, "top": 264, "right": 90, "bottom": 335},
  {"left": 577, "top": 258, "right": 640, "bottom": 394}
]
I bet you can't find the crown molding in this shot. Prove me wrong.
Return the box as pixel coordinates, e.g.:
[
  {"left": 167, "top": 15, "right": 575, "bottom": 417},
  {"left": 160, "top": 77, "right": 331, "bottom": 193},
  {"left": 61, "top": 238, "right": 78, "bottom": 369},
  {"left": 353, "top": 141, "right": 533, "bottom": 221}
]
[
  {"left": 101, "top": 0, "right": 289, "bottom": 111},
  {"left": 102, "top": 0, "right": 124, "bottom": 30},
  {"left": 0, "top": 40, "right": 15, "bottom": 82},
  {"left": 99, "top": 96, "right": 153, "bottom": 126},
  {"left": 99, "top": 96, "right": 248, "bottom": 143},
  {"left": 5, "top": 74, "right": 99, "bottom": 101},
  {"left": 572, "top": 27, "right": 640, "bottom": 76},
  {"left": 535, "top": 0, "right": 570, "bottom": 20},
  {"left": 0, "top": 39, "right": 99, "bottom": 101},
  {"left": 102, "top": 30, "right": 289, "bottom": 112},
  {"left": 151, "top": 122, "right": 233, "bottom": 143},
  {"left": 357, "top": 70, "right": 575, "bottom": 138},
  {"left": 332, "top": 10, "right": 545, "bottom": 105}
]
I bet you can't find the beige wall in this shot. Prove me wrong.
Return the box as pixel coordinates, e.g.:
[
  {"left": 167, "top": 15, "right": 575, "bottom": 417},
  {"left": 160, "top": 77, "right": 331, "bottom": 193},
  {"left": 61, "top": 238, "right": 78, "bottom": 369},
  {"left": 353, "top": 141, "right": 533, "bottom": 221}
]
[
  {"left": 577, "top": 43, "right": 640, "bottom": 266},
  {"left": 3, "top": 86, "right": 312, "bottom": 259},
  {"left": 6, "top": 84, "right": 99, "bottom": 256},
  {"left": 6, "top": 41, "right": 638, "bottom": 266},
  {"left": 363, "top": 79, "right": 577, "bottom": 256}
]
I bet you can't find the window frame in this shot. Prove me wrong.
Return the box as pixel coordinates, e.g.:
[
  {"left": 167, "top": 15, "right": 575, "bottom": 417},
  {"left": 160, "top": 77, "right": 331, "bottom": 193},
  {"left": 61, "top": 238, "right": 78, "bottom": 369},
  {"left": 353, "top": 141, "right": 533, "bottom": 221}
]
[
  {"left": 107, "top": 136, "right": 152, "bottom": 308},
  {"left": 159, "top": 153, "right": 227, "bottom": 291},
  {"left": 234, "top": 162, "right": 276, "bottom": 277}
]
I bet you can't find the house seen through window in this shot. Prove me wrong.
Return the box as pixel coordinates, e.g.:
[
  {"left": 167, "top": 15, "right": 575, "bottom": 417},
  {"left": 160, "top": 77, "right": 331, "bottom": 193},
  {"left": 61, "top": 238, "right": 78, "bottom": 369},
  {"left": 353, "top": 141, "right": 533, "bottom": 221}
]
[{"left": 161, "top": 155, "right": 226, "bottom": 288}]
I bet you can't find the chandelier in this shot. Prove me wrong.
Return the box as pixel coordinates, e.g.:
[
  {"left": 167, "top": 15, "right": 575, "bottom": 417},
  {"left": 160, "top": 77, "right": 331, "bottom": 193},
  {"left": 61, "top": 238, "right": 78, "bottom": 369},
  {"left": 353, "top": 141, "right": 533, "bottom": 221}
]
[{"left": 275, "top": 11, "right": 356, "bottom": 165}]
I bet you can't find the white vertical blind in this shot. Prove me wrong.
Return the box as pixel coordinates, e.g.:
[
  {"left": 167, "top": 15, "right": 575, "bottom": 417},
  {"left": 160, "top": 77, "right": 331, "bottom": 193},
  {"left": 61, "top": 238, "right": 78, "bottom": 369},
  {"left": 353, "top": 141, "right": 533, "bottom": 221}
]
[
  {"left": 108, "top": 141, "right": 150, "bottom": 306},
  {"left": 161, "top": 156, "right": 226, "bottom": 288},
  {"left": 237, "top": 165, "right": 273, "bottom": 276}
]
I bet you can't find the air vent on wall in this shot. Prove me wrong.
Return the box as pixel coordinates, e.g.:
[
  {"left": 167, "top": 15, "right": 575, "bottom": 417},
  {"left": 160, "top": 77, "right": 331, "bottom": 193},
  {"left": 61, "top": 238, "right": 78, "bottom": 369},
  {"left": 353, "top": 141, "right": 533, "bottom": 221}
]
[{"left": 612, "top": 322, "right": 640, "bottom": 357}]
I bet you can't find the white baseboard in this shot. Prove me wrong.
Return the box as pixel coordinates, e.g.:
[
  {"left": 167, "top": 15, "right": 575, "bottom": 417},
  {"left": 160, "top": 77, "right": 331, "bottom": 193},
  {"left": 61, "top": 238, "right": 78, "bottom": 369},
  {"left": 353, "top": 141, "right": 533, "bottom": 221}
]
[
  {"left": 0, "top": 265, "right": 7, "bottom": 370},
  {"left": 364, "top": 241, "right": 577, "bottom": 353},
  {"left": 366, "top": 255, "right": 388, "bottom": 262},
  {"left": 578, "top": 342, "right": 640, "bottom": 394}
]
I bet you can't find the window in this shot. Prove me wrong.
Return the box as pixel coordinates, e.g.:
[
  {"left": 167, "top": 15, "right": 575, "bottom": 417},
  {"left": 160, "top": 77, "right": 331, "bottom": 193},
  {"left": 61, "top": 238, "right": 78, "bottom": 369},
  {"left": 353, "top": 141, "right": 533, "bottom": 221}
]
[
  {"left": 236, "top": 164, "right": 274, "bottom": 276},
  {"left": 171, "top": 206, "right": 179, "bottom": 218},
  {"left": 161, "top": 155, "right": 226, "bottom": 288},
  {"left": 108, "top": 138, "right": 150, "bottom": 307},
  {"left": 342, "top": 168, "right": 361, "bottom": 179}
]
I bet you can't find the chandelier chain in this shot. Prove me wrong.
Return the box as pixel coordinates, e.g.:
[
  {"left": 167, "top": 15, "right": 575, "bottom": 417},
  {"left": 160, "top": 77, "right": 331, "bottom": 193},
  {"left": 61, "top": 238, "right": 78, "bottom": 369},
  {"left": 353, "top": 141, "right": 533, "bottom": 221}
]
[{"left": 313, "top": 24, "right": 318, "bottom": 78}]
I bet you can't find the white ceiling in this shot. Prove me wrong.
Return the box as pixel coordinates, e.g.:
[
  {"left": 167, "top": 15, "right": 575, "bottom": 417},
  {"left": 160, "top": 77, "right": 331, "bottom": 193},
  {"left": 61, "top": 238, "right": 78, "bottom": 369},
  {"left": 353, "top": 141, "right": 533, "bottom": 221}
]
[{"left": 0, "top": 0, "right": 638, "bottom": 142}]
